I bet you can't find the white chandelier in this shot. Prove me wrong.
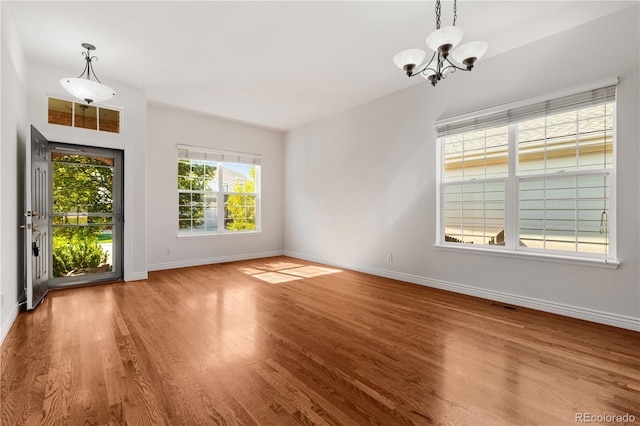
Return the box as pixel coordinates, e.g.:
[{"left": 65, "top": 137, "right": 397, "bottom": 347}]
[
  {"left": 393, "top": 0, "right": 487, "bottom": 86},
  {"left": 60, "top": 43, "right": 115, "bottom": 104}
]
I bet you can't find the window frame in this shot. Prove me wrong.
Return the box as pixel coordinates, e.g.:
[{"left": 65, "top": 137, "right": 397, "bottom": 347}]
[
  {"left": 177, "top": 146, "right": 261, "bottom": 237},
  {"left": 47, "top": 95, "right": 122, "bottom": 134},
  {"left": 435, "top": 80, "right": 619, "bottom": 268}
]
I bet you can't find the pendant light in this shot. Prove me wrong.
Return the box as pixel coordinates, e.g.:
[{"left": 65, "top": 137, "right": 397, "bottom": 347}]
[
  {"left": 393, "top": 0, "right": 487, "bottom": 86},
  {"left": 60, "top": 43, "right": 115, "bottom": 104}
]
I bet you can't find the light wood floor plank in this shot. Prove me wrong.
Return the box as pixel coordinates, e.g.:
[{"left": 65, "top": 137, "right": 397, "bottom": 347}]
[{"left": 2, "top": 256, "right": 639, "bottom": 425}]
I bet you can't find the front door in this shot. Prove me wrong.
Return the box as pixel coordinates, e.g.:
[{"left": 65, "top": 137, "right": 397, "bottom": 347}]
[
  {"left": 25, "top": 126, "right": 50, "bottom": 310},
  {"left": 49, "top": 143, "right": 124, "bottom": 287}
]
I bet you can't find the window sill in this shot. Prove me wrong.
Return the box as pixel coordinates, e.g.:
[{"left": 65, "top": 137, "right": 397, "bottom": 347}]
[
  {"left": 434, "top": 243, "right": 620, "bottom": 269},
  {"left": 177, "top": 230, "right": 262, "bottom": 239}
]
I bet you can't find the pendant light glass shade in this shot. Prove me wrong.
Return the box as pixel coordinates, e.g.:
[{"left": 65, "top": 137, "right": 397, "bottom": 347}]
[
  {"left": 426, "top": 26, "right": 464, "bottom": 51},
  {"left": 60, "top": 77, "right": 115, "bottom": 104},
  {"left": 60, "top": 43, "right": 115, "bottom": 104},
  {"left": 393, "top": 48, "right": 427, "bottom": 70},
  {"left": 452, "top": 41, "right": 488, "bottom": 66}
]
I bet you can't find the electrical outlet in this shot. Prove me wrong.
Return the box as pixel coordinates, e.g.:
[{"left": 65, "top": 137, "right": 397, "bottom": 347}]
[
  {"left": 387, "top": 253, "right": 393, "bottom": 262},
  {"left": 166, "top": 248, "right": 171, "bottom": 255}
]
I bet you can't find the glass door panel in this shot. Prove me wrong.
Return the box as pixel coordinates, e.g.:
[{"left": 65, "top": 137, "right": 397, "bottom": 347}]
[{"left": 49, "top": 145, "right": 123, "bottom": 286}]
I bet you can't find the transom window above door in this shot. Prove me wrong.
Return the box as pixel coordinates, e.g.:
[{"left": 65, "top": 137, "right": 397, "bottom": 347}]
[{"left": 47, "top": 96, "right": 121, "bottom": 133}]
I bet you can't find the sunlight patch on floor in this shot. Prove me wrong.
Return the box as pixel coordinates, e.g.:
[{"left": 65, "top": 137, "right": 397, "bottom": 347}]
[
  {"left": 279, "top": 266, "right": 342, "bottom": 278},
  {"left": 237, "top": 262, "right": 343, "bottom": 284},
  {"left": 262, "top": 261, "right": 305, "bottom": 271},
  {"left": 252, "top": 272, "right": 303, "bottom": 284},
  {"left": 236, "top": 267, "right": 267, "bottom": 275}
]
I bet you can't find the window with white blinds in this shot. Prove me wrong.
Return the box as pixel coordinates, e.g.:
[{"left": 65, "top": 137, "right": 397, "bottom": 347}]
[
  {"left": 177, "top": 145, "right": 261, "bottom": 235},
  {"left": 437, "top": 82, "right": 617, "bottom": 262}
]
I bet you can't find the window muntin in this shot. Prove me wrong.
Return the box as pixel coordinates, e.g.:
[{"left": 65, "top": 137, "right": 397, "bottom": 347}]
[
  {"left": 178, "top": 155, "right": 259, "bottom": 234},
  {"left": 439, "top": 100, "right": 615, "bottom": 260}
]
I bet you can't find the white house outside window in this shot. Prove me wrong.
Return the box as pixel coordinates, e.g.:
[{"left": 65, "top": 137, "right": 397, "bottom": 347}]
[
  {"left": 437, "top": 83, "right": 617, "bottom": 264},
  {"left": 177, "top": 145, "right": 260, "bottom": 235}
]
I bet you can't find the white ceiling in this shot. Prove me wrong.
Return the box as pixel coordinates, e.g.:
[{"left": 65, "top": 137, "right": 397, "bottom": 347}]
[{"left": 7, "top": 1, "right": 637, "bottom": 131}]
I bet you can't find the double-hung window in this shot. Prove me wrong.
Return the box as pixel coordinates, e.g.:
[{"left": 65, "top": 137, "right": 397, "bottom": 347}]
[
  {"left": 437, "top": 82, "right": 617, "bottom": 264},
  {"left": 177, "top": 145, "right": 260, "bottom": 235}
]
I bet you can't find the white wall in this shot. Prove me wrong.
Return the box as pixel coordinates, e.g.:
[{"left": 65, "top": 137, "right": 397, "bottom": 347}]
[
  {"left": 26, "top": 63, "right": 148, "bottom": 282},
  {"left": 0, "top": 3, "right": 27, "bottom": 343},
  {"left": 284, "top": 6, "right": 640, "bottom": 330},
  {"left": 146, "top": 102, "right": 284, "bottom": 270}
]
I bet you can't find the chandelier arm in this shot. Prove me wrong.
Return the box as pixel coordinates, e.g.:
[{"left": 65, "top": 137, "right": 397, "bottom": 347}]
[
  {"left": 409, "top": 51, "right": 438, "bottom": 77},
  {"left": 421, "top": 65, "right": 439, "bottom": 77},
  {"left": 88, "top": 57, "right": 103, "bottom": 84},
  {"left": 77, "top": 63, "right": 90, "bottom": 80},
  {"left": 441, "top": 67, "right": 457, "bottom": 80},
  {"left": 441, "top": 59, "right": 468, "bottom": 72},
  {"left": 76, "top": 51, "right": 89, "bottom": 79}
]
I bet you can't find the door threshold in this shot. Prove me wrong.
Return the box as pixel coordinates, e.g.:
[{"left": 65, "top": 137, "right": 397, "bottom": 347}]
[{"left": 48, "top": 278, "right": 124, "bottom": 290}]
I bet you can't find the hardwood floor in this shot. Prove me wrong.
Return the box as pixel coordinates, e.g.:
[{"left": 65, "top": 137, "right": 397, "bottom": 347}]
[{"left": 2, "top": 256, "right": 639, "bottom": 425}]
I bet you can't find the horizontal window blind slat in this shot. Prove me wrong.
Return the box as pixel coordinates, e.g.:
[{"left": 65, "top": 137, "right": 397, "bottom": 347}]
[
  {"left": 177, "top": 144, "right": 262, "bottom": 165},
  {"left": 436, "top": 83, "right": 616, "bottom": 137}
]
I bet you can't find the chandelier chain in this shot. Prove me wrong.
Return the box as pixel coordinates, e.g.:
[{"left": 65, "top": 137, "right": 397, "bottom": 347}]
[
  {"left": 453, "top": 0, "right": 458, "bottom": 26},
  {"left": 435, "top": 0, "right": 441, "bottom": 30}
]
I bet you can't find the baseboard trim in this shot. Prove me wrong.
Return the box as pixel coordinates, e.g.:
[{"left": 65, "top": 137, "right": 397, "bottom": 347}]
[
  {"left": 283, "top": 251, "right": 640, "bottom": 332},
  {"left": 1, "top": 303, "right": 20, "bottom": 346},
  {"left": 147, "top": 250, "right": 285, "bottom": 272}
]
